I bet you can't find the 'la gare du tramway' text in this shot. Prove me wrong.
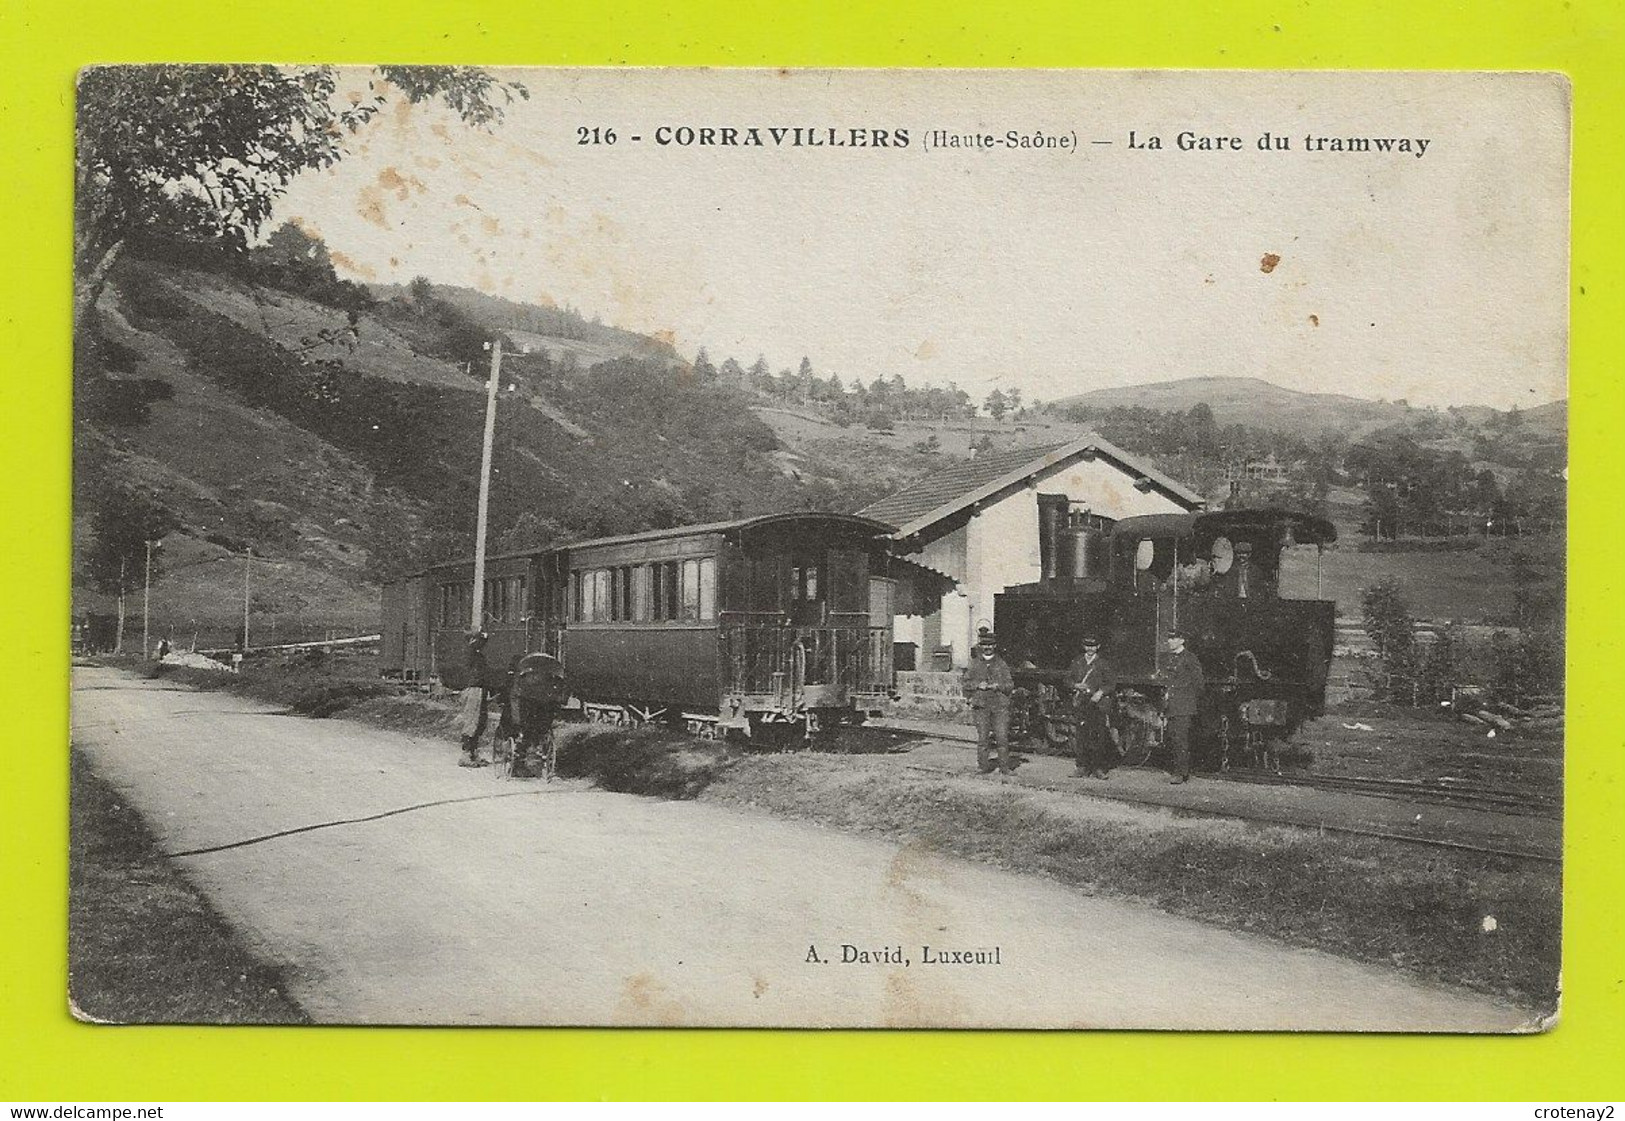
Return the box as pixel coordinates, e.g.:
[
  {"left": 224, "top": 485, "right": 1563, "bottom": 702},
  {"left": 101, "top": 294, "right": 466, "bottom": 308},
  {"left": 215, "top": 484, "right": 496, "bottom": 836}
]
[{"left": 576, "top": 125, "right": 1433, "bottom": 158}]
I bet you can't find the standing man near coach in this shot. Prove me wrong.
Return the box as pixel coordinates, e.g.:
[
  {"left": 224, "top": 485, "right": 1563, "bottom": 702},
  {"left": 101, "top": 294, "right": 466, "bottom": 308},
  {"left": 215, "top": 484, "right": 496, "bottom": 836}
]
[
  {"left": 963, "top": 626, "right": 1016, "bottom": 775},
  {"left": 1155, "top": 627, "right": 1205, "bottom": 784},
  {"left": 1066, "top": 633, "right": 1117, "bottom": 779},
  {"left": 457, "top": 630, "right": 493, "bottom": 768}
]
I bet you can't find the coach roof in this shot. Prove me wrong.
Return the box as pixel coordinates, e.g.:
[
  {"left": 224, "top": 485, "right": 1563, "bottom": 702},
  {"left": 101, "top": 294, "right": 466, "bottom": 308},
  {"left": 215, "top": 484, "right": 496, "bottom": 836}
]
[{"left": 414, "top": 511, "right": 892, "bottom": 577}]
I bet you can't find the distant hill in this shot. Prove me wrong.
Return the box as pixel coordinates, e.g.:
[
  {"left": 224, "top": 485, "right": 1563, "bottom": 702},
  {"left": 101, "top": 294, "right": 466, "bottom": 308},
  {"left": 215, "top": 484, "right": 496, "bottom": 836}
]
[{"left": 1052, "top": 377, "right": 1427, "bottom": 440}]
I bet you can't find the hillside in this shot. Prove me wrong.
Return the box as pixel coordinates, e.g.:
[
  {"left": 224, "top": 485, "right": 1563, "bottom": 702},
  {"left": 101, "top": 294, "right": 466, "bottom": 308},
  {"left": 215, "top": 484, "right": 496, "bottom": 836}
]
[
  {"left": 73, "top": 254, "right": 867, "bottom": 648},
  {"left": 372, "top": 282, "right": 686, "bottom": 372},
  {"left": 75, "top": 244, "right": 1567, "bottom": 647}
]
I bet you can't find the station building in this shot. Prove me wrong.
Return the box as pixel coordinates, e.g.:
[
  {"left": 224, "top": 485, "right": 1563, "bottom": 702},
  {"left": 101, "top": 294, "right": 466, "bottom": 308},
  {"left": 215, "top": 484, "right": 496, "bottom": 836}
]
[{"left": 860, "top": 434, "right": 1206, "bottom": 670}]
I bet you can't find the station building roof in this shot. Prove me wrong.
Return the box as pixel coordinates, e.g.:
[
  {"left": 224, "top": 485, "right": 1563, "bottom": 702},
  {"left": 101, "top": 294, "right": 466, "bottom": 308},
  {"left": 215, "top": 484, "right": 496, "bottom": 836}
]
[{"left": 858, "top": 432, "right": 1206, "bottom": 539}]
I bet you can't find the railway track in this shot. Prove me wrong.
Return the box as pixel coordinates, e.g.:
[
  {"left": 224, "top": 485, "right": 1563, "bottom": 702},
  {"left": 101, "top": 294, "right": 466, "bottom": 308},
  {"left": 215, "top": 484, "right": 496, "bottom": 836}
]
[{"left": 1211, "top": 768, "right": 1562, "bottom": 820}]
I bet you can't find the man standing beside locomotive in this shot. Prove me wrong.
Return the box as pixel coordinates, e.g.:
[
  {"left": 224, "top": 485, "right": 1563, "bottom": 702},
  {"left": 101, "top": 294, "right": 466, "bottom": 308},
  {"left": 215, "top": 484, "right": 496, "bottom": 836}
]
[
  {"left": 963, "top": 626, "right": 1016, "bottom": 775},
  {"left": 1155, "top": 627, "right": 1205, "bottom": 784},
  {"left": 1066, "top": 634, "right": 1117, "bottom": 779}
]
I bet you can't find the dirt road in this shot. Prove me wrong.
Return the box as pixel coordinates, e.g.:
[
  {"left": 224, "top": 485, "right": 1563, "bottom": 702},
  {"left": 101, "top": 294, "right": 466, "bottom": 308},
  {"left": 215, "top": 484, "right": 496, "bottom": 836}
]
[{"left": 71, "top": 665, "right": 1535, "bottom": 1030}]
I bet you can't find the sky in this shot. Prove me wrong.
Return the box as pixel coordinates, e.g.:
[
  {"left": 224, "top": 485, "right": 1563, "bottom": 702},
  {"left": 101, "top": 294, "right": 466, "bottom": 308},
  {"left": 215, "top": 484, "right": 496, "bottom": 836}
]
[{"left": 274, "top": 69, "right": 1570, "bottom": 411}]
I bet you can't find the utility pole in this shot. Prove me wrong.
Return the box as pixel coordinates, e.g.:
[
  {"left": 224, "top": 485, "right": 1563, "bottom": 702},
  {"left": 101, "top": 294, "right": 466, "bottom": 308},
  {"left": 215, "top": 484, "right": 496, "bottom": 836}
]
[
  {"left": 243, "top": 548, "right": 252, "bottom": 652},
  {"left": 142, "top": 538, "right": 156, "bottom": 658},
  {"left": 470, "top": 338, "right": 502, "bottom": 631},
  {"left": 114, "top": 557, "right": 126, "bottom": 654}
]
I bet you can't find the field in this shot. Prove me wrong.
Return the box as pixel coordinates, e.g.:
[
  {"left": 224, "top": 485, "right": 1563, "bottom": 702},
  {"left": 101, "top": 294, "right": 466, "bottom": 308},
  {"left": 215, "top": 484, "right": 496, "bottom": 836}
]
[{"left": 1281, "top": 539, "right": 1521, "bottom": 623}]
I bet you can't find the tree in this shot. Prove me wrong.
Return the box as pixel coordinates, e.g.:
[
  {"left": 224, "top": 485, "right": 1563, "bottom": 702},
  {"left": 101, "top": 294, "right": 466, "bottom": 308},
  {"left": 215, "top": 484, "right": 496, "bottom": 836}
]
[
  {"left": 796, "top": 357, "right": 816, "bottom": 404},
  {"left": 747, "top": 355, "right": 771, "bottom": 392},
  {"left": 75, "top": 65, "right": 528, "bottom": 323},
  {"left": 718, "top": 357, "right": 746, "bottom": 386},
  {"left": 85, "top": 491, "right": 179, "bottom": 653},
  {"left": 692, "top": 348, "right": 717, "bottom": 383},
  {"left": 984, "top": 388, "right": 1009, "bottom": 421},
  {"left": 408, "top": 275, "right": 436, "bottom": 304}
]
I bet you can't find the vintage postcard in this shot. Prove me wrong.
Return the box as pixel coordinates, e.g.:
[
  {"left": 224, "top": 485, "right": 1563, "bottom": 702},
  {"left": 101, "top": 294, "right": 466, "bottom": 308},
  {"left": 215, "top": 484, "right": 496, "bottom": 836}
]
[{"left": 70, "top": 68, "right": 1567, "bottom": 1030}]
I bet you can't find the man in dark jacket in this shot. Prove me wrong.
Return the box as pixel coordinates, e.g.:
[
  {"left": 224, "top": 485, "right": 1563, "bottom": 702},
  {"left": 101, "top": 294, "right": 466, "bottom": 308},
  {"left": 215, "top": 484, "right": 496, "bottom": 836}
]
[
  {"left": 1065, "top": 634, "right": 1117, "bottom": 779},
  {"left": 963, "top": 628, "right": 1016, "bottom": 775},
  {"left": 457, "top": 631, "right": 492, "bottom": 768},
  {"left": 1156, "top": 628, "right": 1205, "bottom": 783}
]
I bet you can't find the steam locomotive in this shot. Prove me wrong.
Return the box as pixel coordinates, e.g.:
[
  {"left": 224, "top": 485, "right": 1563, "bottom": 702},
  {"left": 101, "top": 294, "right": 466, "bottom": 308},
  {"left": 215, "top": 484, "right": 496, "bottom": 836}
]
[{"left": 994, "top": 507, "right": 1338, "bottom": 769}]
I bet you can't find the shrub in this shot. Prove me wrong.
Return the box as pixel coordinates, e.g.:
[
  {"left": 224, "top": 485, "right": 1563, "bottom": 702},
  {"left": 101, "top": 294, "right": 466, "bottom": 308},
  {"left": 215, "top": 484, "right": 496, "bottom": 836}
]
[
  {"left": 553, "top": 725, "right": 731, "bottom": 799},
  {"left": 287, "top": 679, "right": 396, "bottom": 718},
  {"left": 1360, "top": 578, "right": 1416, "bottom": 701}
]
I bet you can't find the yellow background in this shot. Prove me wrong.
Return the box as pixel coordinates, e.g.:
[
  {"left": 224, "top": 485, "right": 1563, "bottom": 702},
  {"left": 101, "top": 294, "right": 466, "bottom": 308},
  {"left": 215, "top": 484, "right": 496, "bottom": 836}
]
[{"left": 2, "top": 0, "right": 1620, "bottom": 1101}]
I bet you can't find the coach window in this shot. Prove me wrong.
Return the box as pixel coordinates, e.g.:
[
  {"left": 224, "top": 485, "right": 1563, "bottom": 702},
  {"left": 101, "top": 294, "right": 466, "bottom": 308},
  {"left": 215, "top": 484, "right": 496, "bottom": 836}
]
[
  {"left": 678, "top": 557, "right": 717, "bottom": 622},
  {"left": 632, "top": 564, "right": 653, "bottom": 621},
  {"left": 651, "top": 561, "right": 678, "bottom": 620},
  {"left": 482, "top": 575, "right": 527, "bottom": 623},
  {"left": 698, "top": 557, "right": 716, "bottom": 620},
  {"left": 680, "top": 559, "right": 701, "bottom": 621},
  {"left": 439, "top": 583, "right": 468, "bottom": 628},
  {"left": 592, "top": 569, "right": 612, "bottom": 621}
]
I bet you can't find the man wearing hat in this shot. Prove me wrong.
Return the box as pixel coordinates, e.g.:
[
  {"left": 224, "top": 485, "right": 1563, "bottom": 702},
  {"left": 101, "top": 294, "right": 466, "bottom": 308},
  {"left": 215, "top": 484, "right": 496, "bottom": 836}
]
[
  {"left": 456, "top": 630, "right": 493, "bottom": 768},
  {"left": 963, "top": 625, "right": 1016, "bottom": 775},
  {"left": 1065, "top": 634, "right": 1117, "bottom": 779},
  {"left": 1155, "top": 627, "right": 1206, "bottom": 783}
]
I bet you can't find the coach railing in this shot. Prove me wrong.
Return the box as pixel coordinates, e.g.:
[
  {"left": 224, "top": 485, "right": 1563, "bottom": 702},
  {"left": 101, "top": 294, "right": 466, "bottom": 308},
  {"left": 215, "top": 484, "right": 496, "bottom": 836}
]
[{"left": 720, "top": 622, "right": 881, "bottom": 698}]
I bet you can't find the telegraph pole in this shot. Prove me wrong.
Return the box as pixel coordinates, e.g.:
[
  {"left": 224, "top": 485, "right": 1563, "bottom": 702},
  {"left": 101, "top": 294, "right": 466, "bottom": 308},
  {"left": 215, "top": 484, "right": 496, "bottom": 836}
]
[
  {"left": 243, "top": 548, "right": 252, "bottom": 652},
  {"left": 142, "top": 539, "right": 156, "bottom": 658},
  {"left": 470, "top": 339, "right": 502, "bottom": 631}
]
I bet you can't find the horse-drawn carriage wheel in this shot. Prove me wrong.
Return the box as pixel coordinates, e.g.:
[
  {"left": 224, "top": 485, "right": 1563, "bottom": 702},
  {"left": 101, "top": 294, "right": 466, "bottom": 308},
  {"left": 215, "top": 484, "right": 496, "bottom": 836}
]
[
  {"left": 492, "top": 731, "right": 517, "bottom": 779},
  {"left": 1042, "top": 714, "right": 1072, "bottom": 748},
  {"left": 1118, "top": 716, "right": 1159, "bottom": 768}
]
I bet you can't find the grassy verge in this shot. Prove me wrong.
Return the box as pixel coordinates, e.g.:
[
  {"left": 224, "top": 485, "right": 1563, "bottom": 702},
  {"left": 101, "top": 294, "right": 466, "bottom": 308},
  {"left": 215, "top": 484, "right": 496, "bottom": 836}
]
[
  {"left": 702, "top": 754, "right": 1561, "bottom": 1011},
  {"left": 103, "top": 653, "right": 733, "bottom": 798},
  {"left": 69, "top": 749, "right": 309, "bottom": 1024}
]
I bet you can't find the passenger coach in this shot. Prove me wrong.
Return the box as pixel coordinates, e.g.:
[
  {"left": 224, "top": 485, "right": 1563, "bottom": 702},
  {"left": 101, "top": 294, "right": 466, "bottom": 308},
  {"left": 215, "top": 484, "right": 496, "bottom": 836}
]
[{"left": 381, "top": 512, "right": 902, "bottom": 737}]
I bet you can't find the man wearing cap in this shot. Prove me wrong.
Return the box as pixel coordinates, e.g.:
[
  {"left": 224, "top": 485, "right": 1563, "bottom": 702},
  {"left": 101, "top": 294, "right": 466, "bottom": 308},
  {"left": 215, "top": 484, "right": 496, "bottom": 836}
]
[
  {"left": 1155, "top": 628, "right": 1206, "bottom": 783},
  {"left": 1065, "top": 634, "right": 1117, "bottom": 779},
  {"left": 963, "top": 627, "right": 1016, "bottom": 775}
]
